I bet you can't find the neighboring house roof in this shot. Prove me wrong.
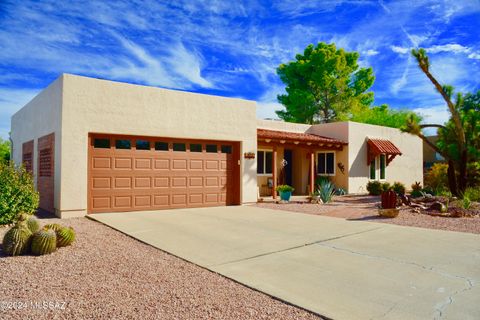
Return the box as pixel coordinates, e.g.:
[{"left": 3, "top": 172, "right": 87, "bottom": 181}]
[
  {"left": 257, "top": 128, "right": 347, "bottom": 150},
  {"left": 367, "top": 138, "right": 402, "bottom": 165}
]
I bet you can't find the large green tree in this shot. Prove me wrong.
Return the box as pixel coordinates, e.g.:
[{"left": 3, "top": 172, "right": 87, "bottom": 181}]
[
  {"left": 349, "top": 104, "right": 422, "bottom": 129},
  {"left": 276, "top": 42, "right": 375, "bottom": 124},
  {"left": 0, "top": 138, "right": 10, "bottom": 162},
  {"left": 402, "top": 49, "right": 472, "bottom": 196}
]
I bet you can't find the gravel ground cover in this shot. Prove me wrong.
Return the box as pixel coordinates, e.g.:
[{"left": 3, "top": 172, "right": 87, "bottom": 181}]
[
  {"left": 0, "top": 216, "right": 322, "bottom": 320},
  {"left": 255, "top": 195, "right": 480, "bottom": 234}
]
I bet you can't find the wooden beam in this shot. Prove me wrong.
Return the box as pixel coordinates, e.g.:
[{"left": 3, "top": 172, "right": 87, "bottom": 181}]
[
  {"left": 311, "top": 154, "right": 315, "bottom": 192},
  {"left": 272, "top": 147, "right": 277, "bottom": 199}
]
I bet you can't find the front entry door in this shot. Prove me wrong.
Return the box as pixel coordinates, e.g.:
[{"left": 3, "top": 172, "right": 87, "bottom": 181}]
[{"left": 284, "top": 149, "right": 293, "bottom": 187}]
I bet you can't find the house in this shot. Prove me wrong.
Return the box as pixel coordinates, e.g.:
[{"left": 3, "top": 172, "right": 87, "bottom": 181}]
[
  {"left": 11, "top": 74, "right": 423, "bottom": 218},
  {"left": 423, "top": 135, "right": 445, "bottom": 171}
]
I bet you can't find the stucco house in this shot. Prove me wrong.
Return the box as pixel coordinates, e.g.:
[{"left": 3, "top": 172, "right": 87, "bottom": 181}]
[{"left": 11, "top": 74, "right": 423, "bottom": 218}]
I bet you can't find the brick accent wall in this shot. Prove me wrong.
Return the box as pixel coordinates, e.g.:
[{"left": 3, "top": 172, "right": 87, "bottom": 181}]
[
  {"left": 37, "top": 133, "right": 54, "bottom": 213},
  {"left": 22, "top": 140, "right": 34, "bottom": 173}
]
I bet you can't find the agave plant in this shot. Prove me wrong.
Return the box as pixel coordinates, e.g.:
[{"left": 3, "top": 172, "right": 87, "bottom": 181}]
[{"left": 317, "top": 180, "right": 335, "bottom": 203}]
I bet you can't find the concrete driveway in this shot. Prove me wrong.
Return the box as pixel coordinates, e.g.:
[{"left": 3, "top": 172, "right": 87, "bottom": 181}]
[{"left": 90, "top": 206, "right": 480, "bottom": 320}]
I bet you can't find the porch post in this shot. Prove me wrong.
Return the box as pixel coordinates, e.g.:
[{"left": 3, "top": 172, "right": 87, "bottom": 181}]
[
  {"left": 272, "top": 147, "right": 277, "bottom": 199},
  {"left": 309, "top": 152, "right": 315, "bottom": 195}
]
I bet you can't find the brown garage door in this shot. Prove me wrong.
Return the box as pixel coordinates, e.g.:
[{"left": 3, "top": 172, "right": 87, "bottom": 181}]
[{"left": 88, "top": 134, "right": 240, "bottom": 213}]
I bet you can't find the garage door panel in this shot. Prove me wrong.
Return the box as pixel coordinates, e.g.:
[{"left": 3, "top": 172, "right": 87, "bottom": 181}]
[
  {"left": 115, "top": 158, "right": 132, "bottom": 169},
  {"left": 93, "top": 157, "right": 111, "bottom": 169},
  {"left": 89, "top": 135, "right": 239, "bottom": 213},
  {"left": 135, "top": 158, "right": 151, "bottom": 169},
  {"left": 114, "top": 177, "right": 132, "bottom": 188},
  {"left": 134, "top": 177, "right": 151, "bottom": 188},
  {"left": 92, "top": 177, "right": 111, "bottom": 189},
  {"left": 172, "top": 159, "right": 187, "bottom": 170},
  {"left": 154, "top": 159, "right": 170, "bottom": 170},
  {"left": 154, "top": 177, "right": 169, "bottom": 188}
]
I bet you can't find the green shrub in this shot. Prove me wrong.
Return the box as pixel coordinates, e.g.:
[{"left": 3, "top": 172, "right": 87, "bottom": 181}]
[
  {"left": 392, "top": 182, "right": 406, "bottom": 195},
  {"left": 467, "top": 162, "right": 480, "bottom": 187},
  {"left": 381, "top": 182, "right": 391, "bottom": 192},
  {"left": 335, "top": 187, "right": 347, "bottom": 195},
  {"left": 366, "top": 181, "right": 382, "bottom": 195},
  {"left": 276, "top": 184, "right": 294, "bottom": 193},
  {"left": 463, "top": 187, "right": 480, "bottom": 202},
  {"left": 317, "top": 180, "right": 335, "bottom": 203},
  {"left": 315, "top": 176, "right": 330, "bottom": 188},
  {"left": 424, "top": 163, "right": 449, "bottom": 194},
  {"left": 0, "top": 162, "right": 39, "bottom": 225}
]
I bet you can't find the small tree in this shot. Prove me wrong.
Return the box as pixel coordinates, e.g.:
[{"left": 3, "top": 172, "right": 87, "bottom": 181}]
[
  {"left": 0, "top": 138, "right": 10, "bottom": 162},
  {"left": 0, "top": 162, "right": 39, "bottom": 225},
  {"left": 276, "top": 42, "right": 375, "bottom": 124},
  {"left": 349, "top": 104, "right": 422, "bottom": 129},
  {"left": 402, "top": 49, "right": 469, "bottom": 196}
]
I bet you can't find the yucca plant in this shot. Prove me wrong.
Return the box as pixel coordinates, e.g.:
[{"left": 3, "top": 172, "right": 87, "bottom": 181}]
[{"left": 317, "top": 180, "right": 335, "bottom": 203}]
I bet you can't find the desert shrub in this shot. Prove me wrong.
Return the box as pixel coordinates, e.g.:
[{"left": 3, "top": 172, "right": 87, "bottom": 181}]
[
  {"left": 366, "top": 181, "right": 382, "bottom": 195},
  {"left": 275, "top": 185, "right": 294, "bottom": 193},
  {"left": 467, "top": 162, "right": 480, "bottom": 187},
  {"left": 392, "top": 182, "right": 406, "bottom": 195},
  {"left": 463, "top": 187, "right": 480, "bottom": 202},
  {"left": 424, "top": 163, "right": 449, "bottom": 194},
  {"left": 381, "top": 182, "right": 391, "bottom": 192},
  {"left": 0, "top": 162, "right": 39, "bottom": 225},
  {"left": 317, "top": 179, "right": 335, "bottom": 203},
  {"left": 411, "top": 181, "right": 423, "bottom": 197}
]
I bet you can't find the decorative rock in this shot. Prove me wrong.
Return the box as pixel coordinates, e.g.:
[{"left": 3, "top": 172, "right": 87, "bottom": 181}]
[
  {"left": 378, "top": 208, "right": 400, "bottom": 218},
  {"left": 429, "top": 201, "right": 447, "bottom": 213}
]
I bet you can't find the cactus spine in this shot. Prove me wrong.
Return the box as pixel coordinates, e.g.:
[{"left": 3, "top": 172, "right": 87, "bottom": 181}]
[
  {"left": 31, "top": 229, "right": 57, "bottom": 256},
  {"left": 2, "top": 223, "right": 32, "bottom": 256},
  {"left": 56, "top": 227, "right": 75, "bottom": 247},
  {"left": 26, "top": 216, "right": 40, "bottom": 233}
]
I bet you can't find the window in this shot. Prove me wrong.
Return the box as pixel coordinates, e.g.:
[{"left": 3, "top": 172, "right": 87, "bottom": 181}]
[
  {"left": 173, "top": 143, "right": 186, "bottom": 152},
  {"left": 317, "top": 152, "right": 335, "bottom": 175},
  {"left": 115, "top": 139, "right": 131, "bottom": 149},
  {"left": 94, "top": 138, "right": 110, "bottom": 149},
  {"left": 257, "top": 150, "right": 273, "bottom": 174},
  {"left": 155, "top": 142, "right": 169, "bottom": 151},
  {"left": 190, "top": 143, "right": 202, "bottom": 152},
  {"left": 369, "top": 158, "right": 376, "bottom": 180},
  {"left": 206, "top": 144, "right": 217, "bottom": 153},
  {"left": 380, "top": 154, "right": 386, "bottom": 180},
  {"left": 136, "top": 140, "right": 150, "bottom": 150},
  {"left": 221, "top": 145, "right": 232, "bottom": 154}
]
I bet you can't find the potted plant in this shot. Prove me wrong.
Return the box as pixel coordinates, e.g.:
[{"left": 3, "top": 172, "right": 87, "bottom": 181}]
[{"left": 276, "top": 185, "right": 294, "bottom": 201}]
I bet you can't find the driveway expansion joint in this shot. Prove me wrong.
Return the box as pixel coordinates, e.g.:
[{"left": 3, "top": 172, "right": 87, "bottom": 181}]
[
  {"left": 315, "top": 242, "right": 476, "bottom": 319},
  {"left": 210, "top": 227, "right": 383, "bottom": 268}
]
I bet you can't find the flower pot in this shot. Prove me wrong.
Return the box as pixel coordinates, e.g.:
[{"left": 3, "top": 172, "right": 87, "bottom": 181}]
[{"left": 279, "top": 191, "right": 292, "bottom": 201}]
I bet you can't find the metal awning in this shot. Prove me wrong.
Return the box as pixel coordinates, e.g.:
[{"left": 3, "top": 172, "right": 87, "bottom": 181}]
[{"left": 367, "top": 138, "right": 402, "bottom": 165}]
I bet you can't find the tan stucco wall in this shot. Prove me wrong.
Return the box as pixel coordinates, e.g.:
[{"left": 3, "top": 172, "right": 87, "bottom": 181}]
[
  {"left": 13, "top": 74, "right": 258, "bottom": 217},
  {"left": 10, "top": 76, "right": 63, "bottom": 215},
  {"left": 257, "top": 119, "right": 311, "bottom": 133},
  {"left": 346, "top": 121, "right": 423, "bottom": 193}
]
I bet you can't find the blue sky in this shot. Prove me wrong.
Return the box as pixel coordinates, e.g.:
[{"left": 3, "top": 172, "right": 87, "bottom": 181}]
[{"left": 1, "top": 0, "right": 480, "bottom": 139}]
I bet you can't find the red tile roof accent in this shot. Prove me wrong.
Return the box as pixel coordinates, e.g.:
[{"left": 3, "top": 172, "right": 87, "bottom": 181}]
[
  {"left": 367, "top": 138, "right": 402, "bottom": 165},
  {"left": 367, "top": 139, "right": 402, "bottom": 155},
  {"left": 257, "top": 129, "right": 347, "bottom": 145}
]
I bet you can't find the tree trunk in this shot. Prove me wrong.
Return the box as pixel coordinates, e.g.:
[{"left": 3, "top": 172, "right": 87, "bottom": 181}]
[
  {"left": 447, "top": 160, "right": 459, "bottom": 196},
  {"left": 458, "top": 150, "right": 468, "bottom": 194}
]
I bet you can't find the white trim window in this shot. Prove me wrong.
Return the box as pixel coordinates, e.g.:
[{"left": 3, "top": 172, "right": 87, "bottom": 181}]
[
  {"left": 257, "top": 150, "right": 273, "bottom": 175},
  {"left": 317, "top": 151, "right": 335, "bottom": 176},
  {"left": 370, "top": 154, "right": 386, "bottom": 180}
]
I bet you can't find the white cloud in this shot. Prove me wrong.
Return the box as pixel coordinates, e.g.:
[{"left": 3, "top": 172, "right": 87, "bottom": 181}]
[
  {"left": 167, "top": 42, "right": 214, "bottom": 88},
  {"left": 391, "top": 45, "right": 409, "bottom": 54},
  {"left": 426, "top": 43, "right": 470, "bottom": 54},
  {"left": 468, "top": 52, "right": 480, "bottom": 60},
  {"left": 364, "top": 49, "right": 379, "bottom": 56},
  {"left": 413, "top": 105, "right": 450, "bottom": 135},
  {"left": 0, "top": 88, "right": 40, "bottom": 139},
  {"left": 391, "top": 55, "right": 412, "bottom": 94}
]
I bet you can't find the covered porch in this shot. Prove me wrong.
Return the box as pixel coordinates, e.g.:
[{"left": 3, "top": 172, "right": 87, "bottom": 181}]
[{"left": 256, "top": 129, "right": 348, "bottom": 199}]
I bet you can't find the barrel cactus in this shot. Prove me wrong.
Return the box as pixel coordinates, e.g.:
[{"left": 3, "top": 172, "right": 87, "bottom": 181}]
[
  {"left": 56, "top": 227, "right": 75, "bottom": 247},
  {"left": 44, "top": 223, "right": 63, "bottom": 232},
  {"left": 26, "top": 216, "right": 40, "bottom": 233},
  {"left": 31, "top": 229, "right": 57, "bottom": 256},
  {"left": 2, "top": 224, "right": 32, "bottom": 256}
]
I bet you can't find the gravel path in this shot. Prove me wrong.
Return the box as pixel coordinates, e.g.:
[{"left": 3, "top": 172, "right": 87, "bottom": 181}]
[
  {"left": 255, "top": 195, "right": 480, "bottom": 234},
  {"left": 0, "top": 217, "right": 322, "bottom": 320}
]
